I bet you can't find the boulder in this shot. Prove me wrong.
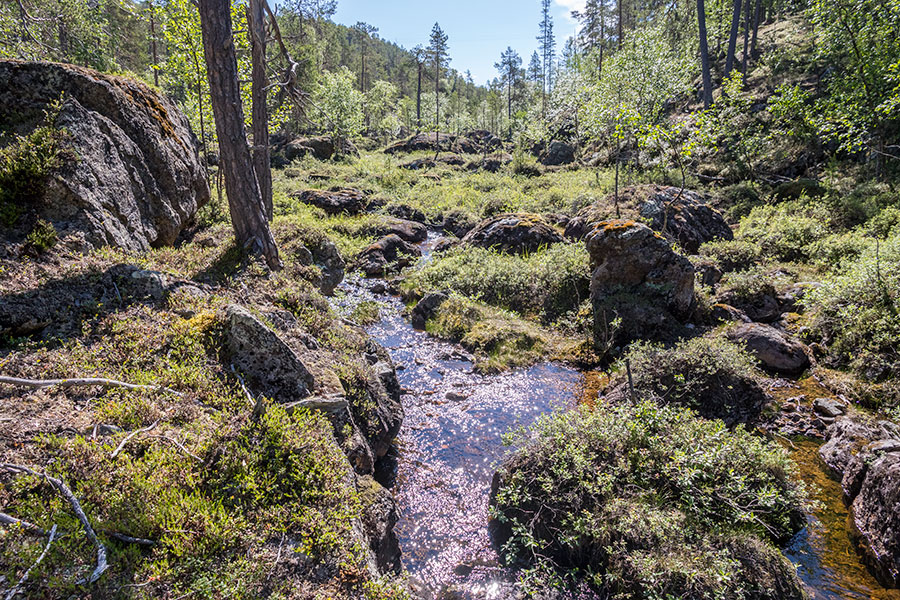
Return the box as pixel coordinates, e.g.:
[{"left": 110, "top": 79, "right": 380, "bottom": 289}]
[
  {"left": 587, "top": 220, "right": 695, "bottom": 345},
  {"left": 820, "top": 417, "right": 900, "bottom": 586},
  {"left": 294, "top": 239, "right": 345, "bottom": 296},
  {"left": 385, "top": 132, "right": 456, "bottom": 154},
  {"left": 461, "top": 213, "right": 564, "bottom": 254},
  {"left": 540, "top": 140, "right": 576, "bottom": 166},
  {"left": 411, "top": 291, "right": 449, "bottom": 330},
  {"left": 717, "top": 284, "right": 783, "bottom": 323},
  {"left": 726, "top": 323, "right": 810, "bottom": 374},
  {"left": 270, "top": 135, "right": 357, "bottom": 166},
  {"left": 773, "top": 178, "right": 826, "bottom": 202},
  {"left": 385, "top": 203, "right": 426, "bottom": 224},
  {"left": 357, "top": 235, "right": 421, "bottom": 277},
  {"left": 566, "top": 186, "right": 732, "bottom": 254},
  {"left": 466, "top": 153, "right": 512, "bottom": 173},
  {"left": 0, "top": 60, "right": 209, "bottom": 252},
  {"left": 442, "top": 210, "right": 479, "bottom": 238},
  {"left": 222, "top": 304, "right": 316, "bottom": 402},
  {"left": 362, "top": 217, "right": 427, "bottom": 244},
  {"left": 292, "top": 188, "right": 369, "bottom": 215}
]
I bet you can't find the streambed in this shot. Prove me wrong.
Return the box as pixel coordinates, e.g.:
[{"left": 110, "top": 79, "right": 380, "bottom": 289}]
[{"left": 329, "top": 235, "right": 898, "bottom": 599}]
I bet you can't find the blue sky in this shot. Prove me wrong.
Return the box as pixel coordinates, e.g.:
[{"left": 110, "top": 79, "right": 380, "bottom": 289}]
[{"left": 331, "top": 0, "right": 585, "bottom": 85}]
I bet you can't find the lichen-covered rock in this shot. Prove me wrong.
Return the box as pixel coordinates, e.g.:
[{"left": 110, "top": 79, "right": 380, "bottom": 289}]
[
  {"left": 820, "top": 417, "right": 900, "bottom": 586},
  {"left": 385, "top": 203, "right": 426, "bottom": 224},
  {"left": 356, "top": 234, "right": 421, "bottom": 277},
  {"left": 222, "top": 304, "right": 315, "bottom": 402},
  {"left": 293, "top": 238, "right": 346, "bottom": 296},
  {"left": 461, "top": 213, "right": 563, "bottom": 254},
  {"left": 565, "top": 186, "right": 732, "bottom": 254},
  {"left": 726, "top": 322, "right": 811, "bottom": 374},
  {"left": 587, "top": 220, "right": 695, "bottom": 345},
  {"left": 0, "top": 60, "right": 209, "bottom": 252},
  {"left": 269, "top": 135, "right": 358, "bottom": 166},
  {"left": 292, "top": 187, "right": 369, "bottom": 215}
]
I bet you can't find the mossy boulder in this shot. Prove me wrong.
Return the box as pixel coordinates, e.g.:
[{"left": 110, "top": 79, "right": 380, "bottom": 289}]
[
  {"left": 0, "top": 60, "right": 209, "bottom": 252},
  {"left": 461, "top": 212, "right": 564, "bottom": 254}
]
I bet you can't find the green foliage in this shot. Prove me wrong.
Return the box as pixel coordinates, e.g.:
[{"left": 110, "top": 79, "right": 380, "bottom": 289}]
[
  {"left": 313, "top": 66, "right": 365, "bottom": 149},
  {"left": 699, "top": 239, "right": 761, "bottom": 272},
  {"left": 0, "top": 123, "right": 68, "bottom": 223},
  {"left": 403, "top": 243, "right": 591, "bottom": 325},
  {"left": 493, "top": 400, "right": 809, "bottom": 598},
  {"left": 736, "top": 200, "right": 832, "bottom": 263},
  {"left": 806, "top": 232, "right": 900, "bottom": 382},
  {"left": 25, "top": 218, "right": 57, "bottom": 252}
]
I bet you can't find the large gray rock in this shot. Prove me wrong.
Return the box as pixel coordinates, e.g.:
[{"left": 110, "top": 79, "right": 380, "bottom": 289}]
[
  {"left": 540, "top": 140, "right": 576, "bottom": 166},
  {"left": 223, "top": 304, "right": 315, "bottom": 402},
  {"left": 587, "top": 220, "right": 695, "bottom": 345},
  {"left": 820, "top": 417, "right": 900, "bottom": 586},
  {"left": 726, "top": 323, "right": 811, "bottom": 374},
  {"left": 356, "top": 234, "right": 421, "bottom": 277},
  {"left": 461, "top": 213, "right": 563, "bottom": 254},
  {"left": 363, "top": 217, "right": 428, "bottom": 243},
  {"left": 565, "top": 186, "right": 732, "bottom": 254},
  {"left": 0, "top": 60, "right": 209, "bottom": 252},
  {"left": 292, "top": 188, "right": 369, "bottom": 215}
]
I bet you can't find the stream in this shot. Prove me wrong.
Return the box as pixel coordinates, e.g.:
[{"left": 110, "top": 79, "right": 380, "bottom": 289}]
[{"left": 329, "top": 234, "right": 900, "bottom": 599}]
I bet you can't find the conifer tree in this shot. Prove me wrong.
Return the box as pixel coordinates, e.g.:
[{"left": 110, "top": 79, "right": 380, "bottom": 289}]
[{"left": 427, "top": 22, "right": 449, "bottom": 150}]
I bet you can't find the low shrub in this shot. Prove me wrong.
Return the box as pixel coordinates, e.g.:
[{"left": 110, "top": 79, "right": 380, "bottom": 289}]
[
  {"left": 491, "top": 400, "right": 809, "bottom": 599},
  {"left": 699, "top": 239, "right": 761, "bottom": 272},
  {"left": 805, "top": 232, "right": 900, "bottom": 385},
  {"left": 402, "top": 244, "right": 590, "bottom": 324},
  {"left": 617, "top": 334, "right": 769, "bottom": 425},
  {"left": 736, "top": 200, "right": 831, "bottom": 263}
]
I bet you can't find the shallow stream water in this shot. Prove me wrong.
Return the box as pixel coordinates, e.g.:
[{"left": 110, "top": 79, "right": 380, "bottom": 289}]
[{"left": 329, "top": 234, "right": 899, "bottom": 599}]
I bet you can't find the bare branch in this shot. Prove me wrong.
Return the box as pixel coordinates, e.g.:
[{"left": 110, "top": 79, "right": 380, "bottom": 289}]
[
  {"left": 0, "top": 512, "right": 47, "bottom": 536},
  {"left": 106, "top": 532, "right": 157, "bottom": 547},
  {"left": 110, "top": 420, "right": 160, "bottom": 459},
  {"left": 0, "top": 464, "right": 108, "bottom": 584},
  {"left": 145, "top": 435, "right": 203, "bottom": 463},
  {"left": 0, "top": 376, "right": 182, "bottom": 397},
  {"left": 4, "top": 524, "right": 57, "bottom": 600}
]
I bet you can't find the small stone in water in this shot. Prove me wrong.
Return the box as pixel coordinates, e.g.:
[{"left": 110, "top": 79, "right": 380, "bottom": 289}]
[{"left": 446, "top": 392, "right": 468, "bottom": 402}]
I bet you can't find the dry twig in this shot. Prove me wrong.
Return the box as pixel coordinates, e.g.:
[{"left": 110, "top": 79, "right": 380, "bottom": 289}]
[
  {"left": 110, "top": 420, "right": 160, "bottom": 459},
  {"left": 0, "top": 376, "right": 181, "bottom": 397},
  {"left": 4, "top": 524, "right": 57, "bottom": 600}
]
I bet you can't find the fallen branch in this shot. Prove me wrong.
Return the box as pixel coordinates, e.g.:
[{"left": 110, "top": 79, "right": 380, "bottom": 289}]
[
  {"left": 0, "top": 376, "right": 182, "bottom": 397},
  {"left": 0, "top": 512, "right": 47, "bottom": 536},
  {"left": 4, "top": 524, "right": 57, "bottom": 600},
  {"left": 145, "top": 435, "right": 203, "bottom": 463},
  {"left": 0, "top": 464, "right": 108, "bottom": 584},
  {"left": 106, "top": 532, "right": 157, "bottom": 547},
  {"left": 110, "top": 420, "right": 160, "bottom": 459}
]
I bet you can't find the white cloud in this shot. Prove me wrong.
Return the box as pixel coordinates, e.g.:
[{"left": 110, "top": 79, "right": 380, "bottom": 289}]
[{"left": 555, "top": 0, "right": 587, "bottom": 23}]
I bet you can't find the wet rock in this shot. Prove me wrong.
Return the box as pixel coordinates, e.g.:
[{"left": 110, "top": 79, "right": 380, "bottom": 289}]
[
  {"left": 0, "top": 60, "right": 209, "bottom": 251},
  {"left": 363, "top": 217, "right": 428, "bottom": 243},
  {"left": 820, "top": 417, "right": 900, "bottom": 586},
  {"left": 461, "top": 213, "right": 563, "bottom": 254},
  {"left": 539, "top": 140, "right": 576, "bottom": 166},
  {"left": 222, "top": 304, "right": 315, "bottom": 402},
  {"left": 356, "top": 235, "right": 421, "bottom": 277},
  {"left": 386, "top": 203, "right": 426, "bottom": 224},
  {"left": 359, "top": 475, "right": 402, "bottom": 573},
  {"left": 432, "top": 238, "right": 459, "bottom": 253},
  {"left": 587, "top": 220, "right": 695, "bottom": 345},
  {"left": 292, "top": 188, "right": 369, "bottom": 215},
  {"left": 726, "top": 323, "right": 810, "bottom": 374},
  {"left": 813, "top": 397, "right": 847, "bottom": 418},
  {"left": 412, "top": 292, "right": 449, "bottom": 330},
  {"left": 314, "top": 240, "right": 345, "bottom": 296}
]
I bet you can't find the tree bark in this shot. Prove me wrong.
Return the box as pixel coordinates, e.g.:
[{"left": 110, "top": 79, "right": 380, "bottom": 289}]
[
  {"left": 248, "top": 0, "right": 272, "bottom": 221},
  {"left": 416, "top": 61, "right": 422, "bottom": 134},
  {"left": 724, "top": 0, "right": 742, "bottom": 79},
  {"left": 750, "top": 0, "right": 762, "bottom": 59},
  {"left": 198, "top": 0, "right": 280, "bottom": 269},
  {"left": 698, "top": 0, "right": 714, "bottom": 108},
  {"left": 741, "top": 0, "right": 752, "bottom": 74}
]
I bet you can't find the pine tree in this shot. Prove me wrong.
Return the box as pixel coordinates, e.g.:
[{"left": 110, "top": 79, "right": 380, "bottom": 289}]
[
  {"left": 427, "top": 22, "right": 449, "bottom": 150},
  {"left": 538, "top": 0, "right": 556, "bottom": 117},
  {"left": 527, "top": 51, "right": 543, "bottom": 84},
  {"left": 495, "top": 46, "right": 522, "bottom": 139}
]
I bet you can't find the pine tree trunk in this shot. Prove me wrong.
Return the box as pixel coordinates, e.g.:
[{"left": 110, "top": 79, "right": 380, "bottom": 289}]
[
  {"left": 698, "top": 0, "right": 714, "bottom": 108},
  {"left": 416, "top": 62, "right": 422, "bottom": 134},
  {"left": 741, "top": 0, "right": 752, "bottom": 74},
  {"left": 248, "top": 0, "right": 272, "bottom": 221},
  {"left": 198, "top": 0, "right": 280, "bottom": 269},
  {"left": 750, "top": 0, "right": 762, "bottom": 59},
  {"left": 724, "top": 0, "right": 742, "bottom": 78}
]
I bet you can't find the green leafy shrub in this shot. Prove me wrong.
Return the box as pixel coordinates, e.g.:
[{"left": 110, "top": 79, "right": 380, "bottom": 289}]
[
  {"left": 25, "top": 218, "right": 58, "bottom": 252},
  {"left": 736, "top": 200, "right": 831, "bottom": 263},
  {"left": 620, "top": 335, "right": 768, "bottom": 425},
  {"left": 0, "top": 124, "right": 68, "bottom": 224},
  {"left": 699, "top": 239, "right": 761, "bottom": 272},
  {"left": 403, "top": 243, "right": 590, "bottom": 324},
  {"left": 805, "top": 232, "right": 900, "bottom": 384},
  {"left": 491, "top": 400, "right": 809, "bottom": 598}
]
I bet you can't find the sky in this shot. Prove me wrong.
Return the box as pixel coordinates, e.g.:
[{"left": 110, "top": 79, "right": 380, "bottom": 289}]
[{"left": 331, "top": 0, "right": 586, "bottom": 85}]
